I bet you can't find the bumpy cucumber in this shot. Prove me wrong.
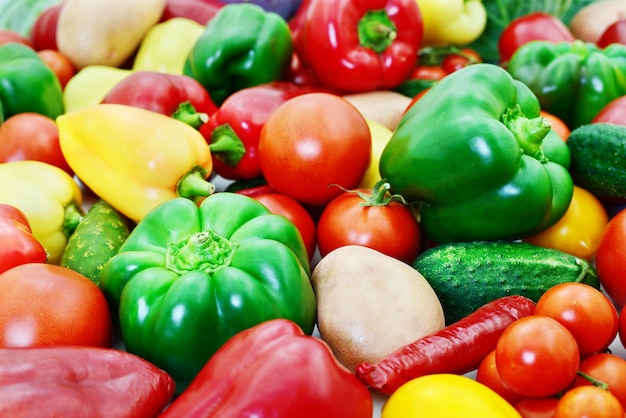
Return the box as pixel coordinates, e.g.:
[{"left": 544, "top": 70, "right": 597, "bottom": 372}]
[
  {"left": 567, "top": 123, "right": 626, "bottom": 200},
  {"left": 413, "top": 241, "right": 599, "bottom": 324},
  {"left": 61, "top": 199, "right": 131, "bottom": 286}
]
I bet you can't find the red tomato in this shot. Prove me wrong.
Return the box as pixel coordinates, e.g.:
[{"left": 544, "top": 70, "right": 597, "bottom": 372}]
[
  {"left": 252, "top": 192, "right": 317, "bottom": 262},
  {"left": 0, "top": 112, "right": 73, "bottom": 176},
  {"left": 540, "top": 110, "right": 570, "bottom": 141},
  {"left": 258, "top": 92, "right": 371, "bottom": 207},
  {"left": 498, "top": 12, "right": 575, "bottom": 63},
  {"left": 515, "top": 397, "right": 559, "bottom": 418},
  {"left": 535, "top": 282, "right": 618, "bottom": 356},
  {"left": 598, "top": 18, "right": 626, "bottom": 48},
  {"left": 29, "top": 1, "right": 63, "bottom": 51},
  {"left": 621, "top": 304, "right": 626, "bottom": 349},
  {"left": 495, "top": 315, "right": 580, "bottom": 398},
  {"left": 476, "top": 349, "right": 523, "bottom": 405},
  {"left": 569, "top": 352, "right": 626, "bottom": 410},
  {"left": 409, "top": 65, "right": 447, "bottom": 81},
  {"left": 0, "top": 263, "right": 112, "bottom": 348},
  {"left": 37, "top": 49, "right": 76, "bottom": 89},
  {"left": 0, "top": 29, "right": 32, "bottom": 47},
  {"left": 595, "top": 208, "right": 626, "bottom": 307},
  {"left": 555, "top": 386, "right": 624, "bottom": 418},
  {"left": 592, "top": 95, "right": 626, "bottom": 125},
  {"left": 316, "top": 185, "right": 421, "bottom": 263},
  {"left": 441, "top": 48, "right": 482, "bottom": 73}
]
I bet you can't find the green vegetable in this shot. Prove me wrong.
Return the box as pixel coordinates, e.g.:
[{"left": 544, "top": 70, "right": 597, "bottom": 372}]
[
  {"left": 60, "top": 199, "right": 131, "bottom": 286},
  {"left": 413, "top": 240, "right": 600, "bottom": 325},
  {"left": 567, "top": 123, "right": 626, "bottom": 201},
  {"left": 380, "top": 63, "right": 573, "bottom": 244},
  {"left": 0, "top": 0, "right": 62, "bottom": 37}
]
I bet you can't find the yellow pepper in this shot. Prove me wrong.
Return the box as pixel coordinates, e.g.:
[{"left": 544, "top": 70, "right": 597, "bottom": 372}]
[
  {"left": 417, "top": 0, "right": 487, "bottom": 46},
  {"left": 57, "top": 104, "right": 214, "bottom": 223},
  {"left": 63, "top": 65, "right": 132, "bottom": 113},
  {"left": 132, "top": 17, "right": 205, "bottom": 75},
  {"left": 359, "top": 120, "right": 393, "bottom": 189},
  {"left": 0, "top": 161, "right": 83, "bottom": 264},
  {"left": 382, "top": 374, "right": 522, "bottom": 418}
]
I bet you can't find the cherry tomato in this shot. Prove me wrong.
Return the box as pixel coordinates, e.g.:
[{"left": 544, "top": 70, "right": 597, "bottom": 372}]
[
  {"left": 515, "top": 397, "right": 559, "bottom": 418},
  {"left": 535, "top": 282, "right": 618, "bottom": 356},
  {"left": 495, "top": 315, "right": 580, "bottom": 398},
  {"left": 475, "top": 349, "right": 523, "bottom": 405},
  {"left": 252, "top": 192, "right": 317, "bottom": 262},
  {"left": 0, "top": 263, "right": 112, "bottom": 348},
  {"left": 620, "top": 304, "right": 626, "bottom": 349},
  {"left": 409, "top": 65, "right": 447, "bottom": 81},
  {"left": 597, "top": 18, "right": 626, "bottom": 48},
  {"left": 569, "top": 352, "right": 626, "bottom": 410},
  {"left": 441, "top": 48, "right": 482, "bottom": 74},
  {"left": 540, "top": 110, "right": 570, "bottom": 141},
  {"left": 555, "top": 386, "right": 624, "bottom": 418},
  {"left": 37, "top": 49, "right": 76, "bottom": 89},
  {"left": 316, "top": 183, "right": 421, "bottom": 264},
  {"left": 595, "top": 208, "right": 626, "bottom": 307},
  {"left": 0, "top": 112, "right": 73, "bottom": 176},
  {"left": 0, "top": 29, "right": 32, "bottom": 47},
  {"left": 592, "top": 95, "right": 626, "bottom": 125},
  {"left": 258, "top": 92, "right": 371, "bottom": 207}
]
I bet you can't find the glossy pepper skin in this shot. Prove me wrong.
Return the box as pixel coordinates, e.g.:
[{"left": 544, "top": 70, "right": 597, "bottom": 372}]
[
  {"left": 184, "top": 3, "right": 293, "bottom": 106},
  {"left": 293, "top": 0, "right": 423, "bottom": 93},
  {"left": 507, "top": 40, "right": 626, "bottom": 129},
  {"left": 0, "top": 43, "right": 64, "bottom": 122},
  {"left": 380, "top": 63, "right": 573, "bottom": 244},
  {"left": 0, "top": 346, "right": 175, "bottom": 417},
  {"left": 99, "top": 193, "right": 316, "bottom": 393},
  {"left": 161, "top": 319, "right": 372, "bottom": 418},
  {"left": 416, "top": 0, "right": 487, "bottom": 47},
  {"left": 57, "top": 103, "right": 215, "bottom": 223},
  {"left": 0, "top": 204, "right": 47, "bottom": 274}
]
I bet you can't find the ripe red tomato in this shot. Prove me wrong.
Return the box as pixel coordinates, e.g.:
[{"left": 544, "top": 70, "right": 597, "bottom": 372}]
[
  {"left": 316, "top": 184, "right": 421, "bottom": 263},
  {"left": 29, "top": 1, "right": 63, "bottom": 51},
  {"left": 258, "top": 92, "right": 371, "bottom": 207},
  {"left": 441, "top": 48, "right": 482, "bottom": 74},
  {"left": 0, "top": 263, "right": 112, "bottom": 348},
  {"left": 0, "top": 29, "right": 32, "bottom": 47},
  {"left": 410, "top": 65, "right": 447, "bottom": 81},
  {"left": 476, "top": 349, "right": 523, "bottom": 405},
  {"left": 515, "top": 397, "right": 559, "bottom": 418},
  {"left": 0, "top": 112, "right": 73, "bottom": 176},
  {"left": 569, "top": 353, "right": 626, "bottom": 410},
  {"left": 495, "top": 315, "right": 580, "bottom": 398},
  {"left": 620, "top": 304, "right": 626, "bottom": 349},
  {"left": 595, "top": 208, "right": 626, "bottom": 307},
  {"left": 37, "top": 49, "right": 76, "bottom": 89},
  {"left": 592, "top": 95, "right": 626, "bottom": 125},
  {"left": 597, "top": 18, "right": 626, "bottom": 48},
  {"left": 555, "top": 386, "right": 624, "bottom": 418},
  {"left": 535, "top": 282, "right": 618, "bottom": 356}
]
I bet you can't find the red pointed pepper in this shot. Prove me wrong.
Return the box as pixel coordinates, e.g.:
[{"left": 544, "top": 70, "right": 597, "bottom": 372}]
[
  {"left": 293, "top": 0, "right": 423, "bottom": 93},
  {"left": 0, "top": 204, "right": 47, "bottom": 274}
]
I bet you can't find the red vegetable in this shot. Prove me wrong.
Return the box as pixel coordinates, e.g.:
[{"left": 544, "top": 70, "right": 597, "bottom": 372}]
[
  {"left": 160, "top": 0, "right": 225, "bottom": 25},
  {"left": 355, "top": 295, "right": 536, "bottom": 395},
  {"left": 598, "top": 18, "right": 626, "bottom": 48},
  {"left": 0, "top": 204, "right": 47, "bottom": 274},
  {"left": 29, "top": 2, "right": 63, "bottom": 51}
]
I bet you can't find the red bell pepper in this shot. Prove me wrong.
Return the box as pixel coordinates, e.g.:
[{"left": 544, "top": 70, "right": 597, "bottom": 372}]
[
  {"left": 160, "top": 0, "right": 225, "bottom": 25},
  {"left": 161, "top": 318, "right": 373, "bottom": 418},
  {"left": 0, "top": 346, "right": 175, "bottom": 417},
  {"left": 0, "top": 204, "right": 47, "bottom": 274},
  {"left": 200, "top": 81, "right": 313, "bottom": 180},
  {"left": 101, "top": 70, "right": 218, "bottom": 128},
  {"left": 293, "top": 0, "right": 423, "bottom": 93}
]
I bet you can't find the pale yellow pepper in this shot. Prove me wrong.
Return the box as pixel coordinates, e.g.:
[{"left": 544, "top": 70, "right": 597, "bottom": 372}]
[
  {"left": 417, "top": 0, "right": 487, "bottom": 46},
  {"left": 359, "top": 120, "right": 394, "bottom": 189},
  {"left": 0, "top": 161, "right": 83, "bottom": 264},
  {"left": 63, "top": 65, "right": 132, "bottom": 112}
]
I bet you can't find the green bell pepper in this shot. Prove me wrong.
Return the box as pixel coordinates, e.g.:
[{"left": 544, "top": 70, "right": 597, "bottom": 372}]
[
  {"left": 99, "top": 192, "right": 316, "bottom": 393},
  {"left": 0, "top": 43, "right": 64, "bottom": 121},
  {"left": 380, "top": 63, "right": 573, "bottom": 244},
  {"left": 507, "top": 40, "right": 626, "bottom": 130},
  {"left": 183, "top": 3, "right": 293, "bottom": 106}
]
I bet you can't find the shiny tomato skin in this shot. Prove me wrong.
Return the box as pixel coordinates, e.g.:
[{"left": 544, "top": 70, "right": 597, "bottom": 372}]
[
  {"left": 0, "top": 112, "right": 73, "bottom": 176},
  {"left": 555, "top": 386, "right": 624, "bottom": 418},
  {"left": 441, "top": 48, "right": 482, "bottom": 74},
  {"left": 621, "top": 304, "right": 626, "bottom": 350},
  {"left": 569, "top": 353, "right": 626, "bottom": 410},
  {"left": 515, "top": 397, "right": 559, "bottom": 418},
  {"left": 37, "top": 49, "right": 76, "bottom": 89},
  {"left": 29, "top": 1, "right": 62, "bottom": 51},
  {"left": 495, "top": 315, "right": 580, "bottom": 398},
  {"left": 258, "top": 93, "right": 371, "bottom": 207},
  {"left": 595, "top": 209, "right": 626, "bottom": 307},
  {"left": 316, "top": 188, "right": 421, "bottom": 264},
  {"left": 598, "top": 19, "right": 626, "bottom": 48},
  {"left": 410, "top": 65, "right": 447, "bottom": 81},
  {"left": 0, "top": 263, "right": 112, "bottom": 348},
  {"left": 476, "top": 349, "right": 523, "bottom": 405},
  {"left": 592, "top": 95, "right": 626, "bottom": 125}
]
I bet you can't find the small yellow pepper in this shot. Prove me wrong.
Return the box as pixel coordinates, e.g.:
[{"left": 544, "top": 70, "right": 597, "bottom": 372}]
[
  {"left": 0, "top": 161, "right": 83, "bottom": 264},
  {"left": 57, "top": 104, "right": 214, "bottom": 223},
  {"left": 63, "top": 65, "right": 132, "bottom": 112},
  {"left": 132, "top": 17, "right": 205, "bottom": 75},
  {"left": 417, "top": 0, "right": 487, "bottom": 46},
  {"left": 359, "top": 120, "right": 393, "bottom": 189}
]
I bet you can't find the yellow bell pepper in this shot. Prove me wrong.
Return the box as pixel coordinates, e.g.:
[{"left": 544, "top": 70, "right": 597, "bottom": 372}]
[
  {"left": 132, "top": 17, "right": 205, "bottom": 75},
  {"left": 0, "top": 161, "right": 83, "bottom": 264},
  {"left": 57, "top": 103, "right": 214, "bottom": 223},
  {"left": 359, "top": 120, "right": 393, "bottom": 189},
  {"left": 382, "top": 374, "right": 522, "bottom": 418},
  {"left": 63, "top": 65, "right": 132, "bottom": 113},
  {"left": 417, "top": 0, "right": 487, "bottom": 46}
]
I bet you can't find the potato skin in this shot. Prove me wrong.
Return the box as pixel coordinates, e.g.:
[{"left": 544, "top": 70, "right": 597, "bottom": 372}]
[{"left": 311, "top": 245, "right": 445, "bottom": 372}]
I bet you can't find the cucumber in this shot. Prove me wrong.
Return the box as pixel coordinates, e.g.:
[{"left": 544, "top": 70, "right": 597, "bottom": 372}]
[
  {"left": 61, "top": 199, "right": 131, "bottom": 286},
  {"left": 567, "top": 123, "right": 626, "bottom": 200},
  {"left": 412, "top": 241, "right": 600, "bottom": 325}
]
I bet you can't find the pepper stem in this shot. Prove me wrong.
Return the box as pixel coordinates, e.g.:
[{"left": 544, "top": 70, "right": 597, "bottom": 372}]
[
  {"left": 502, "top": 105, "right": 551, "bottom": 162},
  {"left": 171, "top": 101, "right": 208, "bottom": 129},
  {"left": 358, "top": 9, "right": 397, "bottom": 54},
  {"left": 208, "top": 124, "right": 246, "bottom": 167},
  {"left": 166, "top": 229, "right": 238, "bottom": 274},
  {"left": 177, "top": 165, "right": 216, "bottom": 203},
  {"left": 63, "top": 202, "right": 83, "bottom": 237}
]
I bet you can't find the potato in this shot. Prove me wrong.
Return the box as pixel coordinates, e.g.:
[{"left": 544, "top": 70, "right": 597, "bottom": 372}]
[
  {"left": 570, "top": 0, "right": 626, "bottom": 43},
  {"left": 57, "top": 0, "right": 167, "bottom": 69},
  {"left": 311, "top": 245, "right": 445, "bottom": 372},
  {"left": 342, "top": 91, "right": 411, "bottom": 131}
]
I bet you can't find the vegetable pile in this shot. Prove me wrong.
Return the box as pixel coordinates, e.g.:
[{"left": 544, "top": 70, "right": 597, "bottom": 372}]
[{"left": 2, "top": 0, "right": 626, "bottom": 416}]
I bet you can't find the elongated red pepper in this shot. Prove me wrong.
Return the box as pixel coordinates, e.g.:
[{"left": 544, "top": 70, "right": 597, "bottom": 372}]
[
  {"left": 101, "top": 70, "right": 218, "bottom": 128},
  {"left": 0, "top": 204, "right": 47, "bottom": 274},
  {"left": 355, "top": 295, "right": 536, "bottom": 395},
  {"left": 0, "top": 346, "right": 175, "bottom": 417},
  {"left": 161, "top": 318, "right": 373, "bottom": 418},
  {"left": 293, "top": 0, "right": 423, "bottom": 92}
]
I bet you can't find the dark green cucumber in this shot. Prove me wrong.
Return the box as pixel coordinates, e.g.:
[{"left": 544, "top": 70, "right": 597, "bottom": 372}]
[
  {"left": 413, "top": 241, "right": 600, "bottom": 325},
  {"left": 61, "top": 199, "right": 131, "bottom": 286},
  {"left": 567, "top": 123, "right": 626, "bottom": 200}
]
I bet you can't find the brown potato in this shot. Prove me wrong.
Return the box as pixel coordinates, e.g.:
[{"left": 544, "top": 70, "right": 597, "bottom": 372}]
[{"left": 342, "top": 91, "right": 412, "bottom": 131}]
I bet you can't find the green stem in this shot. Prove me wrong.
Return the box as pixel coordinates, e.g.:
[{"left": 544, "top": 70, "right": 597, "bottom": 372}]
[
  {"left": 171, "top": 101, "right": 208, "bottom": 129},
  {"left": 576, "top": 370, "right": 609, "bottom": 390},
  {"left": 208, "top": 124, "right": 246, "bottom": 167},
  {"left": 176, "top": 166, "right": 215, "bottom": 203},
  {"left": 63, "top": 202, "right": 83, "bottom": 237},
  {"left": 358, "top": 9, "right": 397, "bottom": 54},
  {"left": 166, "top": 229, "right": 237, "bottom": 274},
  {"left": 502, "top": 105, "right": 551, "bottom": 162}
]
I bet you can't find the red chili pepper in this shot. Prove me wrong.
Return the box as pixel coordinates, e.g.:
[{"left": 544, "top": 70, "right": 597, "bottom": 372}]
[
  {"left": 0, "top": 204, "right": 47, "bottom": 274},
  {"left": 355, "top": 295, "right": 536, "bottom": 395},
  {"left": 293, "top": 0, "right": 423, "bottom": 93},
  {"left": 160, "top": 0, "right": 225, "bottom": 25},
  {"left": 101, "top": 70, "right": 218, "bottom": 129}
]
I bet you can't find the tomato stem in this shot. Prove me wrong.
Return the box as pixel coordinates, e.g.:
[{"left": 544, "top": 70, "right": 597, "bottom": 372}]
[{"left": 576, "top": 370, "right": 609, "bottom": 390}]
